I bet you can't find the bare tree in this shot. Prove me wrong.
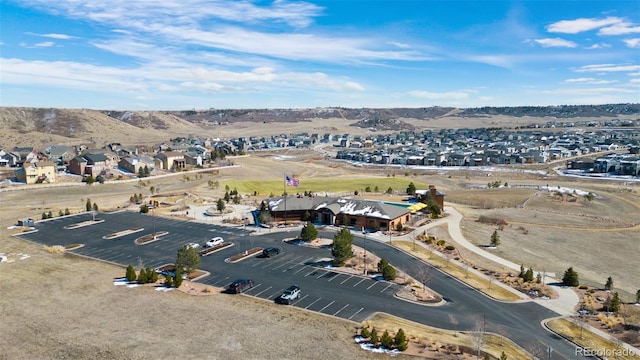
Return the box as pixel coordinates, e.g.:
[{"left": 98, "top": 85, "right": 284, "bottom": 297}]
[
  {"left": 448, "top": 314, "right": 459, "bottom": 336},
  {"left": 412, "top": 265, "right": 432, "bottom": 294},
  {"left": 473, "top": 315, "right": 486, "bottom": 359}
]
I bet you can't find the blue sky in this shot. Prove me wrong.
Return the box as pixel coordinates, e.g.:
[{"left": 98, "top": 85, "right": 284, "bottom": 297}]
[{"left": 1, "top": 0, "right": 639, "bottom": 110}]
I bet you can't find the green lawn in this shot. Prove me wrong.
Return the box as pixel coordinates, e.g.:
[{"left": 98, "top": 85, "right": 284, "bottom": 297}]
[{"left": 223, "top": 177, "right": 430, "bottom": 196}]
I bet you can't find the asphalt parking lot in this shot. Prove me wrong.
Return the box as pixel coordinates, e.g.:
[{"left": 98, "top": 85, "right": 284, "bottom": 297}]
[{"left": 18, "top": 211, "right": 579, "bottom": 358}]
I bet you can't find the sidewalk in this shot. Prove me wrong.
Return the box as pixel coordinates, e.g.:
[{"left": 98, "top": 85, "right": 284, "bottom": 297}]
[{"left": 393, "top": 206, "right": 580, "bottom": 316}]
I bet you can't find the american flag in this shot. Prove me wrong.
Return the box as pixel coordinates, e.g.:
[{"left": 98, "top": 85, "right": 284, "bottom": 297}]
[{"left": 285, "top": 174, "right": 299, "bottom": 187}]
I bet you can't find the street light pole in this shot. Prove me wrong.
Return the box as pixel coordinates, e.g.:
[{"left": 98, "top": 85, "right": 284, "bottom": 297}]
[{"left": 363, "top": 228, "right": 367, "bottom": 275}]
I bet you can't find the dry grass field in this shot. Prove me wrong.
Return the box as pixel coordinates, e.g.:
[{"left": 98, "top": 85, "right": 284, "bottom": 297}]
[{"left": 2, "top": 141, "right": 640, "bottom": 358}]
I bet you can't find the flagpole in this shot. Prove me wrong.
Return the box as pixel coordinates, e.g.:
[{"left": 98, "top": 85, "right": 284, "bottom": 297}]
[{"left": 283, "top": 173, "right": 287, "bottom": 226}]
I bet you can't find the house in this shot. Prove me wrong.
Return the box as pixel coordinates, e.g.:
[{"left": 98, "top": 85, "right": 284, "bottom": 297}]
[
  {"left": 68, "top": 153, "right": 111, "bottom": 177},
  {"left": 118, "top": 156, "right": 155, "bottom": 174},
  {"left": 11, "top": 147, "right": 38, "bottom": 166},
  {"left": 0, "top": 150, "right": 19, "bottom": 167},
  {"left": 266, "top": 196, "right": 411, "bottom": 232},
  {"left": 15, "top": 161, "right": 56, "bottom": 184},
  {"left": 415, "top": 185, "right": 446, "bottom": 210},
  {"left": 155, "top": 151, "right": 186, "bottom": 170},
  {"left": 45, "top": 145, "right": 76, "bottom": 165}
]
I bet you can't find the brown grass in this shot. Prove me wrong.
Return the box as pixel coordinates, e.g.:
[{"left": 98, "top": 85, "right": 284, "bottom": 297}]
[{"left": 546, "top": 318, "right": 639, "bottom": 360}]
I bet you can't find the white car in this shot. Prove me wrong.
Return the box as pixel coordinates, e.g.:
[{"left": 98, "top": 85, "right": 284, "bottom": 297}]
[
  {"left": 206, "top": 237, "right": 224, "bottom": 248},
  {"left": 186, "top": 242, "right": 200, "bottom": 249}
]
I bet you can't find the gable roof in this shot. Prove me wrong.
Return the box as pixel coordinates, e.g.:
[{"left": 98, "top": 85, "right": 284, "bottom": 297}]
[{"left": 267, "top": 196, "right": 410, "bottom": 220}]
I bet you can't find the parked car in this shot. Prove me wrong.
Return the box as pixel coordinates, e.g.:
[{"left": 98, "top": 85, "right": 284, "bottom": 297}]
[
  {"left": 227, "top": 279, "right": 254, "bottom": 294},
  {"left": 206, "top": 237, "right": 224, "bottom": 247},
  {"left": 262, "top": 247, "right": 281, "bottom": 258},
  {"left": 277, "top": 285, "right": 301, "bottom": 304},
  {"left": 186, "top": 242, "right": 200, "bottom": 249}
]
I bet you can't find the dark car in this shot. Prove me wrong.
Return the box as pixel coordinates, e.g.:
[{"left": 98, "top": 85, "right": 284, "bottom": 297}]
[
  {"left": 262, "top": 247, "right": 281, "bottom": 258},
  {"left": 227, "top": 279, "right": 254, "bottom": 294}
]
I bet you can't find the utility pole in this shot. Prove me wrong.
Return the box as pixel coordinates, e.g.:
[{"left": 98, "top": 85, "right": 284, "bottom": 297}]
[{"left": 363, "top": 227, "right": 367, "bottom": 275}]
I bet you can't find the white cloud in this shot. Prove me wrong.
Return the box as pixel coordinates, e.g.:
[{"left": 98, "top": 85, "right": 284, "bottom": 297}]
[
  {"left": 34, "top": 42, "right": 55, "bottom": 47},
  {"left": 585, "top": 43, "right": 610, "bottom": 49},
  {"left": 630, "top": 78, "right": 640, "bottom": 84},
  {"left": 407, "top": 90, "right": 469, "bottom": 100},
  {"left": 599, "top": 23, "right": 640, "bottom": 35},
  {"left": 563, "top": 78, "right": 617, "bottom": 85},
  {"left": 546, "top": 17, "right": 622, "bottom": 34},
  {"left": 575, "top": 64, "right": 640, "bottom": 73},
  {"left": 543, "top": 87, "right": 637, "bottom": 95},
  {"left": 534, "top": 38, "right": 577, "bottom": 48},
  {"left": 623, "top": 38, "right": 640, "bottom": 48},
  {"left": 25, "top": 32, "right": 76, "bottom": 39},
  {"left": 390, "top": 42, "right": 411, "bottom": 49}
]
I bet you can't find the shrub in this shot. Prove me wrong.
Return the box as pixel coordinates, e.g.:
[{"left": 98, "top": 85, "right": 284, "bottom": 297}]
[
  {"left": 137, "top": 267, "right": 149, "bottom": 283},
  {"left": 436, "top": 239, "right": 445, "bottom": 246},
  {"left": 445, "top": 245, "right": 455, "bottom": 251},
  {"left": 360, "top": 327, "right": 370, "bottom": 339},
  {"left": 126, "top": 265, "right": 137, "bottom": 282},
  {"left": 381, "top": 330, "right": 394, "bottom": 349},
  {"left": 382, "top": 264, "right": 396, "bottom": 281},
  {"left": 164, "top": 273, "right": 173, "bottom": 287},
  {"left": 377, "top": 258, "right": 389, "bottom": 273},
  {"left": 369, "top": 327, "right": 379, "bottom": 346},
  {"left": 562, "top": 267, "right": 579, "bottom": 287},
  {"left": 173, "top": 268, "right": 184, "bottom": 288},
  {"left": 394, "top": 328, "right": 408, "bottom": 351}
]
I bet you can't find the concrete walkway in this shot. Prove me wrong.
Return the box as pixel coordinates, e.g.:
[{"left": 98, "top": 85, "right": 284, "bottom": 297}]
[{"left": 394, "top": 205, "right": 580, "bottom": 316}]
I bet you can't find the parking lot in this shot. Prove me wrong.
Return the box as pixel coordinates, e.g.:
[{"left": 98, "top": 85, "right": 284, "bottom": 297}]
[{"left": 18, "top": 211, "right": 401, "bottom": 323}]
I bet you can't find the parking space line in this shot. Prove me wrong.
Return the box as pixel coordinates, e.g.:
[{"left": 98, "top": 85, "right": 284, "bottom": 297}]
[
  {"left": 366, "top": 281, "right": 379, "bottom": 290},
  {"left": 268, "top": 289, "right": 284, "bottom": 300},
  {"left": 304, "top": 269, "right": 317, "bottom": 277},
  {"left": 327, "top": 274, "right": 342, "bottom": 282},
  {"left": 340, "top": 275, "right": 353, "bottom": 284},
  {"left": 333, "top": 304, "right": 349, "bottom": 316},
  {"left": 271, "top": 258, "right": 296, "bottom": 270},
  {"left": 318, "top": 300, "right": 335, "bottom": 312},
  {"left": 212, "top": 276, "right": 229, "bottom": 286},
  {"left": 253, "top": 285, "right": 271, "bottom": 297},
  {"left": 305, "top": 297, "right": 321, "bottom": 309},
  {"left": 299, "top": 256, "right": 314, "bottom": 265},
  {"left": 381, "top": 283, "right": 393, "bottom": 293},
  {"left": 293, "top": 294, "right": 308, "bottom": 305},
  {"left": 348, "top": 307, "right": 365, "bottom": 320},
  {"left": 293, "top": 265, "right": 309, "bottom": 275},
  {"left": 315, "top": 271, "right": 329, "bottom": 279},
  {"left": 352, "top": 278, "right": 366, "bottom": 287}
]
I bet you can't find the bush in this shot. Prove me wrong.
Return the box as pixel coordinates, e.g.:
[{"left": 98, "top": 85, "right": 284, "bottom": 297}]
[
  {"left": 445, "top": 245, "right": 455, "bottom": 251},
  {"left": 126, "top": 265, "right": 137, "bottom": 282},
  {"left": 377, "top": 258, "right": 389, "bottom": 273},
  {"left": 382, "top": 264, "right": 396, "bottom": 281},
  {"left": 562, "top": 267, "right": 579, "bottom": 287},
  {"left": 369, "top": 327, "right": 379, "bottom": 346},
  {"left": 436, "top": 239, "right": 445, "bottom": 246},
  {"left": 137, "top": 267, "right": 149, "bottom": 283},
  {"left": 394, "top": 328, "right": 408, "bottom": 351},
  {"left": 360, "top": 327, "right": 370, "bottom": 339},
  {"left": 173, "top": 268, "right": 184, "bottom": 288},
  {"left": 300, "top": 221, "right": 318, "bottom": 242},
  {"left": 381, "top": 330, "right": 394, "bottom": 349}
]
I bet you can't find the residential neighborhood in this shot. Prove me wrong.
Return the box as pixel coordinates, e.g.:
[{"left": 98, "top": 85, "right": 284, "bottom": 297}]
[{"left": 1, "top": 116, "right": 639, "bottom": 185}]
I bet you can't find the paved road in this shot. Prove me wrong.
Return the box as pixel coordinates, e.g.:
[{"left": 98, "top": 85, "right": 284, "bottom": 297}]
[{"left": 19, "top": 211, "right": 580, "bottom": 358}]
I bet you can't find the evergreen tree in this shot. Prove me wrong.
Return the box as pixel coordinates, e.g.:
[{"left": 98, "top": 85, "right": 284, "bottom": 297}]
[
  {"left": 175, "top": 244, "right": 200, "bottom": 275},
  {"left": 58, "top": 210, "right": 64, "bottom": 217},
  {"left": 47, "top": 211, "right": 53, "bottom": 219},
  {"left": 428, "top": 203, "right": 441, "bottom": 219},
  {"left": 125, "top": 265, "right": 137, "bottom": 282},
  {"left": 500, "top": 352, "right": 508, "bottom": 360},
  {"left": 604, "top": 292, "right": 621, "bottom": 313},
  {"left": 164, "top": 273, "right": 173, "bottom": 287},
  {"left": 378, "top": 258, "right": 389, "bottom": 273},
  {"left": 140, "top": 204, "right": 149, "bottom": 213},
  {"left": 369, "top": 327, "right": 379, "bottom": 346},
  {"left": 148, "top": 267, "right": 159, "bottom": 283},
  {"left": 524, "top": 268, "right": 534, "bottom": 282},
  {"left": 605, "top": 276, "right": 614, "bottom": 291},
  {"left": 386, "top": 186, "right": 393, "bottom": 194},
  {"left": 64, "top": 208, "right": 70, "bottom": 215},
  {"left": 223, "top": 191, "right": 231, "bottom": 202},
  {"left": 300, "top": 221, "right": 318, "bottom": 242},
  {"left": 331, "top": 227, "right": 354, "bottom": 266},
  {"left": 137, "top": 267, "right": 148, "bottom": 283},
  {"left": 360, "top": 327, "right": 370, "bottom": 339},
  {"left": 382, "top": 263, "right": 396, "bottom": 281},
  {"left": 636, "top": 289, "right": 640, "bottom": 304},
  {"left": 173, "top": 268, "right": 184, "bottom": 288},
  {"left": 490, "top": 230, "right": 500, "bottom": 247},
  {"left": 86, "top": 199, "right": 92, "bottom": 211},
  {"left": 341, "top": 214, "right": 349, "bottom": 226},
  {"left": 41, "top": 212, "right": 48, "bottom": 220},
  {"left": 92, "top": 203, "right": 98, "bottom": 211},
  {"left": 217, "top": 198, "right": 226, "bottom": 213},
  {"left": 406, "top": 182, "right": 416, "bottom": 195},
  {"left": 380, "top": 330, "right": 394, "bottom": 349},
  {"left": 394, "top": 328, "right": 408, "bottom": 351},
  {"left": 374, "top": 185, "right": 379, "bottom": 192},
  {"left": 562, "top": 267, "right": 579, "bottom": 287},
  {"left": 519, "top": 264, "right": 526, "bottom": 279}
]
